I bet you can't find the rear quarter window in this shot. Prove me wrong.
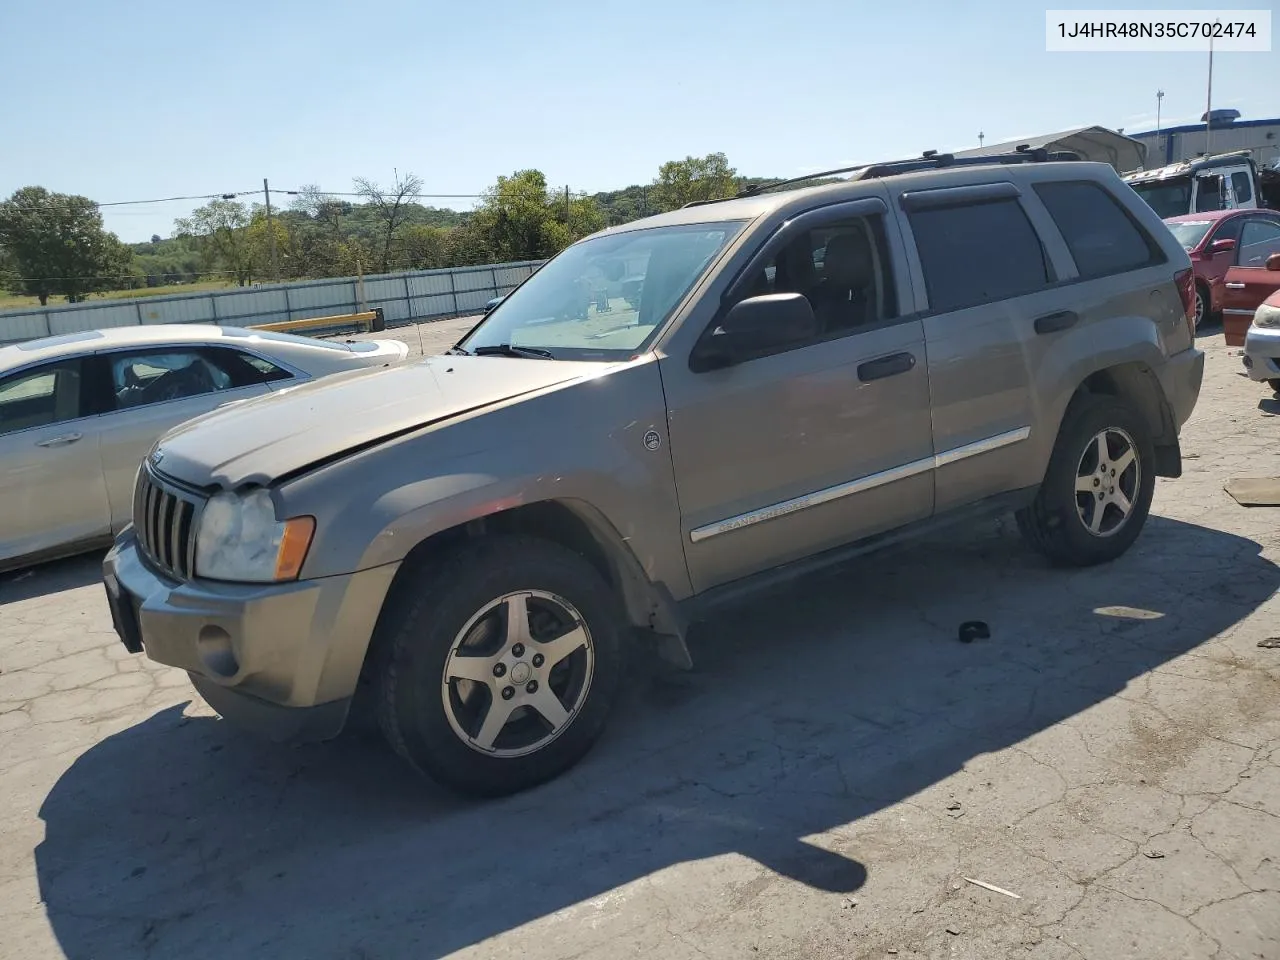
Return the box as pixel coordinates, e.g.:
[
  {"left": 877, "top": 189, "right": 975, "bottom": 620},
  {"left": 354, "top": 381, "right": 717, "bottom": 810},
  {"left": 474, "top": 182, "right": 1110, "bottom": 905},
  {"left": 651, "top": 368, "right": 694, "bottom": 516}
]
[{"left": 1035, "top": 181, "right": 1163, "bottom": 279}]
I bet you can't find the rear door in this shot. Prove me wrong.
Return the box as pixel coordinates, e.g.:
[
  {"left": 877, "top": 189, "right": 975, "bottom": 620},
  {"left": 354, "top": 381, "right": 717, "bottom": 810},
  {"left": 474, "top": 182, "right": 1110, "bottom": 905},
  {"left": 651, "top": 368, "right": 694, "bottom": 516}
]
[
  {"left": 892, "top": 181, "right": 1076, "bottom": 512},
  {"left": 1223, "top": 217, "right": 1280, "bottom": 319},
  {"left": 0, "top": 358, "right": 111, "bottom": 563},
  {"left": 1228, "top": 167, "right": 1258, "bottom": 210},
  {"left": 93, "top": 346, "right": 276, "bottom": 530}
]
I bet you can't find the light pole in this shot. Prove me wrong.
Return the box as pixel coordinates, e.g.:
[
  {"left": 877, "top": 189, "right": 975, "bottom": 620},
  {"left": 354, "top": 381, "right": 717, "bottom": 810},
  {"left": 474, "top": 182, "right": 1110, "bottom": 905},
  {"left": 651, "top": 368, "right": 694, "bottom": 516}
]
[
  {"left": 1156, "top": 89, "right": 1164, "bottom": 147},
  {"left": 1205, "top": 26, "right": 1217, "bottom": 154},
  {"left": 978, "top": 131, "right": 984, "bottom": 148}
]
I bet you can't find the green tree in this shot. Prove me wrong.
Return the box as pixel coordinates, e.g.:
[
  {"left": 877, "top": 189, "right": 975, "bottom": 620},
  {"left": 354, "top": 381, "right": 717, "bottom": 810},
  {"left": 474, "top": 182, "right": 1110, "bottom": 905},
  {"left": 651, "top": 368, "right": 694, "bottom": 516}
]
[
  {"left": 0, "top": 187, "right": 137, "bottom": 304},
  {"left": 174, "top": 199, "right": 254, "bottom": 285},
  {"left": 470, "top": 170, "right": 604, "bottom": 262},
  {"left": 651, "top": 153, "right": 739, "bottom": 212},
  {"left": 401, "top": 224, "right": 449, "bottom": 270}
]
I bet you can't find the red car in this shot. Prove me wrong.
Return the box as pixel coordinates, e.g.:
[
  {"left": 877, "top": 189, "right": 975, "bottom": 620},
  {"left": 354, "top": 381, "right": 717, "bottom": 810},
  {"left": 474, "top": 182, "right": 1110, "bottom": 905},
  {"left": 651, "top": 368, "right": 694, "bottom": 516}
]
[{"left": 1164, "top": 208, "right": 1280, "bottom": 332}]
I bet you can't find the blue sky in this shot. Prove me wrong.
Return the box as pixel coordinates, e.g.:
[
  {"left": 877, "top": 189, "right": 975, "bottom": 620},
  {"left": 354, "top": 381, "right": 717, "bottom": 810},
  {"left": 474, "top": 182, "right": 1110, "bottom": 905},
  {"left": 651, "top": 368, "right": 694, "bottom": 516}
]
[{"left": 1, "top": 0, "right": 1274, "bottom": 242}]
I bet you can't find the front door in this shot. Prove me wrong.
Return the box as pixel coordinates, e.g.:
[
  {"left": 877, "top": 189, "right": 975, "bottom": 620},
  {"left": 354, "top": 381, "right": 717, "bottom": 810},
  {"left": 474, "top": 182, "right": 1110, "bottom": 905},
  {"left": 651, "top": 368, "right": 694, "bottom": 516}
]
[
  {"left": 0, "top": 358, "right": 111, "bottom": 563},
  {"left": 659, "top": 202, "right": 935, "bottom": 593},
  {"left": 1222, "top": 217, "right": 1280, "bottom": 323}
]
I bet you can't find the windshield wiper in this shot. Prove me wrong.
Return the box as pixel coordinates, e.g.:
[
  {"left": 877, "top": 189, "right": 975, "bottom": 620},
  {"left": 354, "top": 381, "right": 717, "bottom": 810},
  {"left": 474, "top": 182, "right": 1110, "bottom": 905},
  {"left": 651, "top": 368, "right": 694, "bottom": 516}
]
[
  {"left": 473, "top": 344, "right": 556, "bottom": 360},
  {"left": 445, "top": 345, "right": 471, "bottom": 356}
]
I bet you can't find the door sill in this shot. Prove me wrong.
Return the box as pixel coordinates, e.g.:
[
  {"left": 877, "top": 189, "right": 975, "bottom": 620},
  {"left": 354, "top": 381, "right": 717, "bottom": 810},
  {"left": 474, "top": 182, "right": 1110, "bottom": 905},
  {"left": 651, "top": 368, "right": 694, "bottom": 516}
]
[{"left": 681, "top": 487, "right": 1037, "bottom": 620}]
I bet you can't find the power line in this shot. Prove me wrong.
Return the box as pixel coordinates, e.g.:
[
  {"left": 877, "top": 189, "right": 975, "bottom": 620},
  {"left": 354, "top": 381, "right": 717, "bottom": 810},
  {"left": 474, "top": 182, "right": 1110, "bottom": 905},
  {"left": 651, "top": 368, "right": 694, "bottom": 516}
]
[
  {"left": 0, "top": 190, "right": 261, "bottom": 211},
  {"left": 283, "top": 189, "right": 485, "bottom": 200}
]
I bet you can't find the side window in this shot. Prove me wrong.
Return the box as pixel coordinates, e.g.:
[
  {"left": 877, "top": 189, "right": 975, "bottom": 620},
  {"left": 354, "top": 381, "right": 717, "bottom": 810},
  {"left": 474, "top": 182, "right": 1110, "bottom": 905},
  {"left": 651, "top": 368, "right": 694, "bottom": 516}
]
[
  {"left": 1211, "top": 217, "right": 1245, "bottom": 245},
  {"left": 1195, "top": 176, "right": 1225, "bottom": 213},
  {"left": 1231, "top": 171, "right": 1253, "bottom": 205},
  {"left": 109, "top": 350, "right": 234, "bottom": 411},
  {"left": 908, "top": 199, "right": 1048, "bottom": 312},
  {"left": 210, "top": 348, "right": 294, "bottom": 385},
  {"left": 1034, "top": 181, "right": 1161, "bottom": 279},
  {"left": 738, "top": 215, "right": 898, "bottom": 337},
  {"left": 237, "top": 353, "right": 291, "bottom": 381},
  {"left": 0, "top": 361, "right": 84, "bottom": 437},
  {"left": 1237, "top": 219, "right": 1280, "bottom": 268}
]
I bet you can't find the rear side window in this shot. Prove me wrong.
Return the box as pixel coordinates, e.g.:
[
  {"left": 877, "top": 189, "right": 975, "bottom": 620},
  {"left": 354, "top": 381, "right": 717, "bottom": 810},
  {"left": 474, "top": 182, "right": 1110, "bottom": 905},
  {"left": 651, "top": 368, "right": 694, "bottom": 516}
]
[
  {"left": 0, "top": 360, "right": 84, "bottom": 437},
  {"left": 908, "top": 199, "right": 1049, "bottom": 313},
  {"left": 1035, "top": 181, "right": 1161, "bottom": 279}
]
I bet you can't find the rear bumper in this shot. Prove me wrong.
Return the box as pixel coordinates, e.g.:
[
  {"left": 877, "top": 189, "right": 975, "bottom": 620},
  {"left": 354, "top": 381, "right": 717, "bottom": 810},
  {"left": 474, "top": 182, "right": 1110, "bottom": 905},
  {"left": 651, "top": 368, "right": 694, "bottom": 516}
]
[
  {"left": 1157, "top": 346, "right": 1205, "bottom": 430},
  {"left": 103, "top": 530, "right": 399, "bottom": 742},
  {"left": 1243, "top": 326, "right": 1280, "bottom": 383}
]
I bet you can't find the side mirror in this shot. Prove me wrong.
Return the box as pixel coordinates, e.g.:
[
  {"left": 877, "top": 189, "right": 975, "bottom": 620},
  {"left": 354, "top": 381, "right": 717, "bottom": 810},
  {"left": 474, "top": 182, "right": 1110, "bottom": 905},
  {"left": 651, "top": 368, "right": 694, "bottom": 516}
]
[
  {"left": 1209, "top": 237, "right": 1237, "bottom": 254},
  {"left": 1267, "top": 253, "right": 1280, "bottom": 272},
  {"left": 690, "top": 293, "right": 818, "bottom": 371}
]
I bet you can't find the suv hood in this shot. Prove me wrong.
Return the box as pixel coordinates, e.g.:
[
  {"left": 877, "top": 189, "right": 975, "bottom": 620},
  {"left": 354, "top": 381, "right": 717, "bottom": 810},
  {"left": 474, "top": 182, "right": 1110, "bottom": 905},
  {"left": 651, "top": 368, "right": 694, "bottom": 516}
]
[{"left": 152, "top": 355, "right": 609, "bottom": 488}]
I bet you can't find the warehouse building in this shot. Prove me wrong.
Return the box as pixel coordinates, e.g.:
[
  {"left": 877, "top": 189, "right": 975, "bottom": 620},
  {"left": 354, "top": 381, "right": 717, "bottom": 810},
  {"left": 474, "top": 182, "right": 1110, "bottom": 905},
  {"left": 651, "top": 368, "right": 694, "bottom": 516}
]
[{"left": 1127, "top": 111, "right": 1280, "bottom": 171}]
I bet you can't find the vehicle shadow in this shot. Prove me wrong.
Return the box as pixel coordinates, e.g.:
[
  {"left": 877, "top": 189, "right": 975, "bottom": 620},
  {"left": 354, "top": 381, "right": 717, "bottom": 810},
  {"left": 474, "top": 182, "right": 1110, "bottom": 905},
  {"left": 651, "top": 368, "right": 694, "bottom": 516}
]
[
  {"left": 34, "top": 515, "right": 1279, "bottom": 959},
  {"left": 0, "top": 550, "right": 105, "bottom": 605}
]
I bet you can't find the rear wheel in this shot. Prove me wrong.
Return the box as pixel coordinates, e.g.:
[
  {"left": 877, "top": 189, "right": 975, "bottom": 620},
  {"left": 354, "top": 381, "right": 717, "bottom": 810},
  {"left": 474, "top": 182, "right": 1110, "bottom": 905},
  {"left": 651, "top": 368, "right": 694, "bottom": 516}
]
[
  {"left": 1269, "top": 379, "right": 1280, "bottom": 393},
  {"left": 1016, "top": 395, "right": 1156, "bottom": 567},
  {"left": 373, "top": 536, "right": 624, "bottom": 796}
]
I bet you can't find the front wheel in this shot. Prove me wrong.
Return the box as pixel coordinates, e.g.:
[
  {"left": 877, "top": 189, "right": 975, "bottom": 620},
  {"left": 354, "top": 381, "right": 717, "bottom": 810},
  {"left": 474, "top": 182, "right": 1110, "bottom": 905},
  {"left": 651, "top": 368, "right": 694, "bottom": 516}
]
[
  {"left": 1016, "top": 396, "right": 1156, "bottom": 567},
  {"left": 373, "top": 536, "right": 624, "bottom": 796},
  {"left": 1268, "top": 379, "right": 1280, "bottom": 393}
]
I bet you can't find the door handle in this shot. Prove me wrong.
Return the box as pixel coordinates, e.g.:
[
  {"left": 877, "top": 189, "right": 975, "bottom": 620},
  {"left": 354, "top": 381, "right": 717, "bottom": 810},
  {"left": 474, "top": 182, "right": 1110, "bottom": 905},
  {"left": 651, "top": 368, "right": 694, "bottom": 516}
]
[
  {"left": 858, "top": 352, "right": 916, "bottom": 382},
  {"left": 1225, "top": 282, "right": 1246, "bottom": 289},
  {"left": 1034, "top": 310, "right": 1079, "bottom": 334},
  {"left": 35, "top": 432, "right": 82, "bottom": 448}
]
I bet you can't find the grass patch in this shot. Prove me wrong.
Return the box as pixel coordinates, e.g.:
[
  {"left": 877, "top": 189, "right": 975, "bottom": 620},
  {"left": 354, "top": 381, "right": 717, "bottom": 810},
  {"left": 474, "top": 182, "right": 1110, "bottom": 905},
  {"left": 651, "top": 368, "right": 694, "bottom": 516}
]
[{"left": 0, "top": 279, "right": 239, "bottom": 313}]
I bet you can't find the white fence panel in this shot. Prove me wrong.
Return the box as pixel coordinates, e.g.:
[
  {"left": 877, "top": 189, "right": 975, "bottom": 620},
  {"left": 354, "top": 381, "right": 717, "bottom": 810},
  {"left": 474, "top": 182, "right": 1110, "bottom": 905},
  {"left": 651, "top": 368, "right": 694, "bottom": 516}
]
[
  {"left": 0, "top": 259, "right": 546, "bottom": 345},
  {"left": 0, "top": 312, "right": 48, "bottom": 342},
  {"left": 137, "top": 297, "right": 216, "bottom": 325},
  {"left": 407, "top": 273, "right": 454, "bottom": 297},
  {"left": 48, "top": 303, "right": 139, "bottom": 335},
  {"left": 287, "top": 281, "right": 355, "bottom": 315}
]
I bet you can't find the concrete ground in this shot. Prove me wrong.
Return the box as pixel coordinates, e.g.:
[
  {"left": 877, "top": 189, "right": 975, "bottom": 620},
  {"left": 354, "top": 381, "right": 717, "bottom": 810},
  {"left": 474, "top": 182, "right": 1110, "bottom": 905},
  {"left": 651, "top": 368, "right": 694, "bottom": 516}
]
[{"left": 2, "top": 326, "right": 1279, "bottom": 960}]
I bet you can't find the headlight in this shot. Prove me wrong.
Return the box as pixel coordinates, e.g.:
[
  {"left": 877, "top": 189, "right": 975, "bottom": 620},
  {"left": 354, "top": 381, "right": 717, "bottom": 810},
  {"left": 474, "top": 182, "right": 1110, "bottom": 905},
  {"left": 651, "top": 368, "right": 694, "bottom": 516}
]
[
  {"left": 194, "top": 488, "right": 315, "bottom": 582},
  {"left": 1254, "top": 304, "right": 1280, "bottom": 329}
]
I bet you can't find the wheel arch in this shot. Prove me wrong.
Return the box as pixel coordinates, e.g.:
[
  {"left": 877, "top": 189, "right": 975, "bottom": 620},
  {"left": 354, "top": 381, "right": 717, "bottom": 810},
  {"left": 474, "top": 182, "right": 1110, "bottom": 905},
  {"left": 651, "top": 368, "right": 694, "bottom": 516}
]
[
  {"left": 363, "top": 499, "right": 691, "bottom": 684},
  {"left": 1064, "top": 361, "right": 1181, "bottom": 478}
]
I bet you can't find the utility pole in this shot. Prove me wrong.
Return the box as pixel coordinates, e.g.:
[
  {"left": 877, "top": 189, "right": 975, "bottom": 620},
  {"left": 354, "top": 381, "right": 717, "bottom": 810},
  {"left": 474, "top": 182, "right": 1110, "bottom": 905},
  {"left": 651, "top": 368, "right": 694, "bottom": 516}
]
[
  {"left": 1205, "top": 28, "right": 1216, "bottom": 154},
  {"left": 263, "top": 178, "right": 279, "bottom": 282},
  {"left": 978, "top": 131, "right": 985, "bottom": 148},
  {"left": 565, "top": 185, "right": 571, "bottom": 221}
]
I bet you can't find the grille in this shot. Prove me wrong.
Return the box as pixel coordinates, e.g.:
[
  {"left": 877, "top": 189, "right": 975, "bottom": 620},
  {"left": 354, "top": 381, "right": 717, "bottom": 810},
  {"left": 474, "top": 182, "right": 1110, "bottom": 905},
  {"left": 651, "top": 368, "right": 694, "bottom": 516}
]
[{"left": 133, "top": 467, "right": 201, "bottom": 581}]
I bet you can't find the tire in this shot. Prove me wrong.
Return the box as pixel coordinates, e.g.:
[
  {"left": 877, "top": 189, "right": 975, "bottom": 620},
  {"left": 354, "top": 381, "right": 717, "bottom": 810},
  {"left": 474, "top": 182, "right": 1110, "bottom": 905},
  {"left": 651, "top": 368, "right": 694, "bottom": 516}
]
[
  {"left": 1016, "top": 395, "right": 1156, "bottom": 567},
  {"left": 372, "top": 535, "right": 624, "bottom": 797},
  {"left": 1269, "top": 379, "right": 1280, "bottom": 393},
  {"left": 1193, "top": 284, "right": 1207, "bottom": 330}
]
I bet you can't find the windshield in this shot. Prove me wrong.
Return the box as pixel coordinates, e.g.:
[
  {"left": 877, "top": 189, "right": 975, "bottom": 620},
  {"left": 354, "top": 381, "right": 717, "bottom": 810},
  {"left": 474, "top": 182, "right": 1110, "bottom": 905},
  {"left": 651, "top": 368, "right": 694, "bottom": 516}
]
[
  {"left": 1129, "top": 178, "right": 1191, "bottom": 219},
  {"left": 458, "top": 222, "right": 745, "bottom": 360},
  {"left": 1166, "top": 220, "right": 1214, "bottom": 251}
]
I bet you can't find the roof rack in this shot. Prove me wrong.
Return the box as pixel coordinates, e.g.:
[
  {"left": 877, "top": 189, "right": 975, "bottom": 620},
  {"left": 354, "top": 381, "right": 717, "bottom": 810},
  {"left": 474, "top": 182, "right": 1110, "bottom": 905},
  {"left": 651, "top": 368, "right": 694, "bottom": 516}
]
[{"left": 711, "top": 146, "right": 1082, "bottom": 204}]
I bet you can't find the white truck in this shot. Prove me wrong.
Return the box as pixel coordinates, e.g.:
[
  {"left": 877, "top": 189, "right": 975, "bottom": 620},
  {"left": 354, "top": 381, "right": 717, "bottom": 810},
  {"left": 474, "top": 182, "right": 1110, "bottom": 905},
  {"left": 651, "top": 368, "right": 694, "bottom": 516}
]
[{"left": 1124, "top": 152, "right": 1277, "bottom": 219}]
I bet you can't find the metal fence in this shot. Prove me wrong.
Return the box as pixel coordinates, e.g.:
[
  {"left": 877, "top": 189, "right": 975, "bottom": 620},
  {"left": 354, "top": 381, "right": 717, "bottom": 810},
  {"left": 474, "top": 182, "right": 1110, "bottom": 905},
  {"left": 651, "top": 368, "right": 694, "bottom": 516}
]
[{"left": 0, "top": 260, "right": 544, "bottom": 345}]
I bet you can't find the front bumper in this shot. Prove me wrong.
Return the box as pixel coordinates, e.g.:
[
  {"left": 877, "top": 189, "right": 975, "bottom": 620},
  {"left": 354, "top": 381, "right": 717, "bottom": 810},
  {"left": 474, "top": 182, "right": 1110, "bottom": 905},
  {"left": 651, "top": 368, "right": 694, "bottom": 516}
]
[
  {"left": 1243, "top": 325, "right": 1280, "bottom": 383},
  {"left": 103, "top": 530, "right": 399, "bottom": 743}
]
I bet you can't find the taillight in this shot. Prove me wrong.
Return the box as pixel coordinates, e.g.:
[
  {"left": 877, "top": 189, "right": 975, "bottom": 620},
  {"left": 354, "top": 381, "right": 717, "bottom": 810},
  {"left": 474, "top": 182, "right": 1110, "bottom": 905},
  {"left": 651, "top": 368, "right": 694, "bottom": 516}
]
[{"left": 1174, "top": 268, "right": 1196, "bottom": 334}]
